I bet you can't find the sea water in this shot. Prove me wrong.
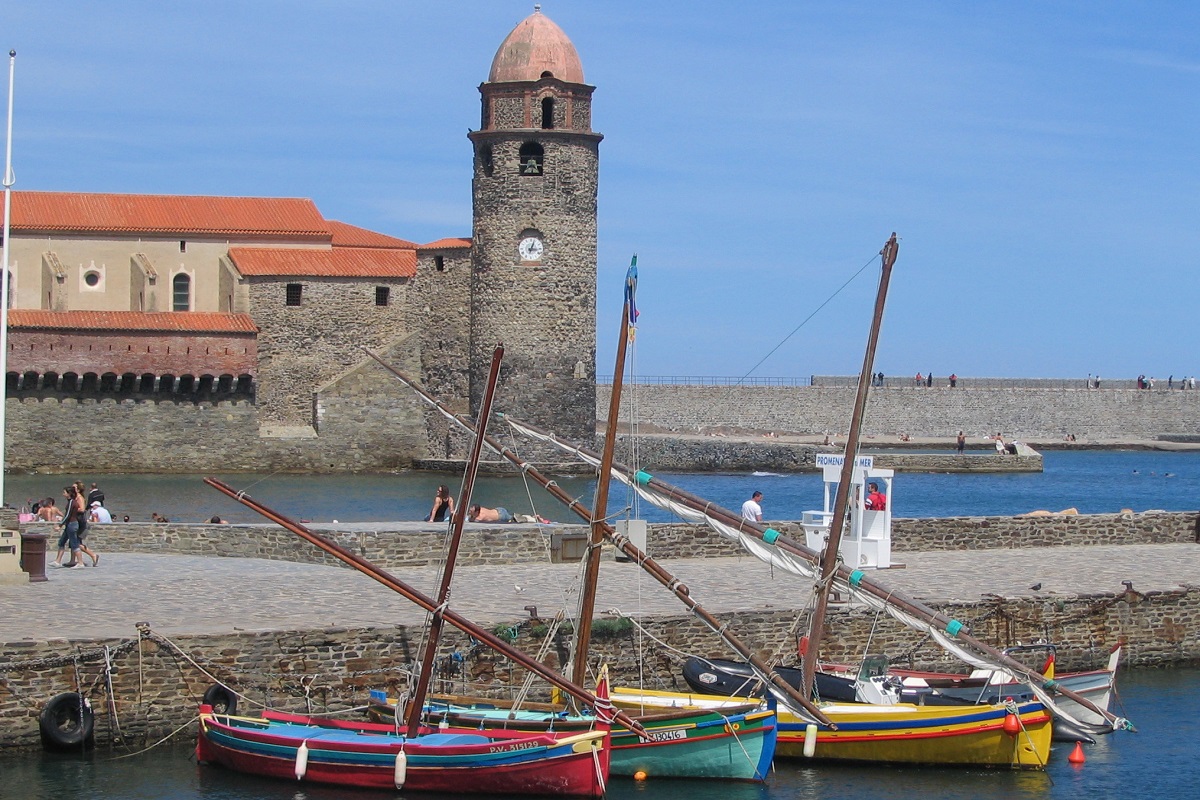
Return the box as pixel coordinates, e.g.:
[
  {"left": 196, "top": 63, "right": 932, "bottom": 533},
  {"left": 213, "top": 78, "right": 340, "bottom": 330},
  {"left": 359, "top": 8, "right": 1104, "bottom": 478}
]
[
  {"left": 5, "top": 667, "right": 1196, "bottom": 799},
  {"left": 8, "top": 450, "right": 1198, "bottom": 525},
  {"left": 5, "top": 456, "right": 1199, "bottom": 796}
]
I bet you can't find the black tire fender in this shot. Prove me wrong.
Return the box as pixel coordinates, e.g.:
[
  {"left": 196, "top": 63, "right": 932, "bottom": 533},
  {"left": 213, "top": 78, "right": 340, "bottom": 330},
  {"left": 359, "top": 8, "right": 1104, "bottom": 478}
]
[
  {"left": 39, "top": 692, "right": 95, "bottom": 751},
  {"left": 202, "top": 683, "right": 238, "bottom": 715}
]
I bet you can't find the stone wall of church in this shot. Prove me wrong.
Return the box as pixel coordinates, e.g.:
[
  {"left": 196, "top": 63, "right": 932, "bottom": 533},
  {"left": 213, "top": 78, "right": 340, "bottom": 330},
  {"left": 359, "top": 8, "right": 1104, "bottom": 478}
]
[
  {"left": 598, "top": 384, "right": 1200, "bottom": 440},
  {"left": 410, "top": 249, "right": 474, "bottom": 458},
  {"left": 249, "top": 276, "right": 412, "bottom": 427}
]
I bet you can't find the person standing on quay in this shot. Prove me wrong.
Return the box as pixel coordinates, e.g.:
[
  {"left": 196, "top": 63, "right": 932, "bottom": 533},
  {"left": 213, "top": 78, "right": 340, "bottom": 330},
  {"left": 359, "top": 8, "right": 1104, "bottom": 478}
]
[
  {"left": 956, "top": 431, "right": 966, "bottom": 455},
  {"left": 741, "top": 491, "right": 764, "bottom": 523}
]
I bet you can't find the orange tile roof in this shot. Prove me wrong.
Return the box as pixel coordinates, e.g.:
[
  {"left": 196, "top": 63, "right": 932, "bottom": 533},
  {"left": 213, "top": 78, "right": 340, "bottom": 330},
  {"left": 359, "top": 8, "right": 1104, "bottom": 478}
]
[
  {"left": 228, "top": 246, "right": 417, "bottom": 278},
  {"left": 419, "top": 237, "right": 473, "bottom": 250},
  {"left": 11, "top": 191, "right": 330, "bottom": 239},
  {"left": 8, "top": 310, "right": 258, "bottom": 333},
  {"left": 328, "top": 220, "right": 418, "bottom": 249}
]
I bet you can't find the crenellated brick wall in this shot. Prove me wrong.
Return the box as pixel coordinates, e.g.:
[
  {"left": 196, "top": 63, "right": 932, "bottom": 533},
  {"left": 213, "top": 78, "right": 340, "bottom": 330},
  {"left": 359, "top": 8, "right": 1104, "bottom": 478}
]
[{"left": 7, "top": 329, "right": 257, "bottom": 378}]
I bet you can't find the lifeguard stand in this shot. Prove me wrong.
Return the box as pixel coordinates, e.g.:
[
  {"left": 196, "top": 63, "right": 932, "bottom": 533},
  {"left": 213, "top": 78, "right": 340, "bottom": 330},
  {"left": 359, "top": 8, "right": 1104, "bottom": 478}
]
[{"left": 801, "top": 454, "right": 894, "bottom": 569}]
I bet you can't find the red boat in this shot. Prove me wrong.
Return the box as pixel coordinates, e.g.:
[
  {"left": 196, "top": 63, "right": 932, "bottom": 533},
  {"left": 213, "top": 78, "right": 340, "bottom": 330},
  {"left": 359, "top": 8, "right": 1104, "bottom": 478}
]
[{"left": 196, "top": 705, "right": 610, "bottom": 797}]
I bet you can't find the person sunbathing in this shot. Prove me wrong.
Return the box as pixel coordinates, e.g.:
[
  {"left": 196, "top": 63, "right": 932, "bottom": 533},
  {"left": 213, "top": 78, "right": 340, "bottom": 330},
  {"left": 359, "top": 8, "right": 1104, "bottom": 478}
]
[{"left": 468, "top": 504, "right": 516, "bottom": 523}]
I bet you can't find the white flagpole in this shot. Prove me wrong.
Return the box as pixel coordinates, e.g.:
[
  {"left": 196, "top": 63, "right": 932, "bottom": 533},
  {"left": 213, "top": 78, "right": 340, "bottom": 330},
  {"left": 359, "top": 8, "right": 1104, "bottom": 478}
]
[{"left": 1, "top": 50, "right": 16, "bottom": 509}]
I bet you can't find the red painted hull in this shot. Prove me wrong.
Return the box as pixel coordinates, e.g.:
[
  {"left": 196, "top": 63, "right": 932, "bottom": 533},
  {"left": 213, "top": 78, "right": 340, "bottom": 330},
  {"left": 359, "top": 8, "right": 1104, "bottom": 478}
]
[{"left": 196, "top": 709, "right": 610, "bottom": 797}]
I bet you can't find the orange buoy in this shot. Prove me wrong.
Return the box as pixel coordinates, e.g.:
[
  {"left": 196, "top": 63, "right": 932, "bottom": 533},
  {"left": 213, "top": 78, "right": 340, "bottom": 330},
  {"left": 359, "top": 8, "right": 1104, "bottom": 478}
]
[
  {"left": 1002, "top": 713, "right": 1021, "bottom": 735},
  {"left": 634, "top": 771, "right": 648, "bottom": 781},
  {"left": 1068, "top": 741, "right": 1086, "bottom": 764}
]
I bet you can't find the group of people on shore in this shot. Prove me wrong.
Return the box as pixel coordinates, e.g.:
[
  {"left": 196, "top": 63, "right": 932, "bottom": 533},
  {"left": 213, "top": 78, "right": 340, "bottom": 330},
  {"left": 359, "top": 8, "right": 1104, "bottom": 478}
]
[
  {"left": 31, "top": 481, "right": 109, "bottom": 569},
  {"left": 423, "top": 485, "right": 550, "bottom": 525}
]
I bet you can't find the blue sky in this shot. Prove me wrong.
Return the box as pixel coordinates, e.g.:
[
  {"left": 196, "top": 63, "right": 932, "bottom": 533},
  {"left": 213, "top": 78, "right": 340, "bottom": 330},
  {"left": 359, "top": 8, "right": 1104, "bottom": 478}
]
[{"left": 6, "top": 2, "right": 1198, "bottom": 380}]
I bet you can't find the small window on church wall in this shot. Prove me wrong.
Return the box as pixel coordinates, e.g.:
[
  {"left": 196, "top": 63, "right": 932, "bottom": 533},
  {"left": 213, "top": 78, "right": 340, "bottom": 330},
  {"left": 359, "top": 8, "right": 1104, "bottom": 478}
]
[
  {"left": 375, "top": 286, "right": 390, "bottom": 306},
  {"left": 518, "top": 142, "right": 544, "bottom": 176},
  {"left": 286, "top": 283, "right": 302, "bottom": 306},
  {"left": 480, "top": 145, "right": 494, "bottom": 177},
  {"left": 435, "top": 256, "right": 445, "bottom": 272},
  {"left": 172, "top": 273, "right": 191, "bottom": 311},
  {"left": 541, "top": 97, "right": 555, "bottom": 129}
]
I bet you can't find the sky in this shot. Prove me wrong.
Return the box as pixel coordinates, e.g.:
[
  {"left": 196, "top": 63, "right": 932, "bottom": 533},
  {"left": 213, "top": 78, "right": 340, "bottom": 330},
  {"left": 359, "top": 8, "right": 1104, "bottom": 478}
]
[{"left": 5, "top": 1, "right": 1198, "bottom": 381}]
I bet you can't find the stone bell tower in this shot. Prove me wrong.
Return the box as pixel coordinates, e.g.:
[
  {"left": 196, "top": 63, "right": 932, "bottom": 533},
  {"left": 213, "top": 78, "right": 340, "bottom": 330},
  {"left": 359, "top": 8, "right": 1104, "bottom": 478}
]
[{"left": 468, "top": 7, "right": 601, "bottom": 442}]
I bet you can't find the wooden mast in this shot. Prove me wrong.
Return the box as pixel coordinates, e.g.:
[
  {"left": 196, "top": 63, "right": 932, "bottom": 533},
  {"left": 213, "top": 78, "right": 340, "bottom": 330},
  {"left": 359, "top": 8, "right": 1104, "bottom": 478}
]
[
  {"left": 203, "top": 476, "right": 649, "bottom": 737},
  {"left": 405, "top": 344, "right": 504, "bottom": 732},
  {"left": 801, "top": 232, "right": 898, "bottom": 697},
  {"left": 572, "top": 257, "right": 633, "bottom": 688},
  {"left": 363, "top": 348, "right": 835, "bottom": 726}
]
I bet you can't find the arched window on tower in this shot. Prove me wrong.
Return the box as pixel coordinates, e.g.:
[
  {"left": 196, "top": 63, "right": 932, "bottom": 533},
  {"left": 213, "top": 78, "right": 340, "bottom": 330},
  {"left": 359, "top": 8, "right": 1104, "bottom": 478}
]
[
  {"left": 541, "top": 97, "right": 555, "bottom": 129},
  {"left": 519, "top": 142, "right": 544, "bottom": 176},
  {"left": 172, "top": 273, "right": 191, "bottom": 311},
  {"left": 480, "top": 144, "right": 494, "bottom": 177}
]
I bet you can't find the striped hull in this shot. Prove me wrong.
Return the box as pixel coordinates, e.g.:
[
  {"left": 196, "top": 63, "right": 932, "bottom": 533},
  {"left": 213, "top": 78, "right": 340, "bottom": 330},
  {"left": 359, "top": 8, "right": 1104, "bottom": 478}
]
[
  {"left": 369, "top": 692, "right": 776, "bottom": 781},
  {"left": 610, "top": 687, "right": 1053, "bottom": 769},
  {"left": 775, "top": 701, "right": 1052, "bottom": 768},
  {"left": 196, "top": 709, "right": 609, "bottom": 797}
]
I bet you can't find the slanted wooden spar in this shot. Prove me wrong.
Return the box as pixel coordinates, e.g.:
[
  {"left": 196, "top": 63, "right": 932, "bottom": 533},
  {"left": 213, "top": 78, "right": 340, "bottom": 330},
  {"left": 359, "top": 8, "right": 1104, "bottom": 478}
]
[
  {"left": 362, "top": 348, "right": 834, "bottom": 727},
  {"left": 203, "top": 476, "right": 648, "bottom": 738},
  {"left": 572, "top": 257, "right": 633, "bottom": 688},
  {"left": 407, "top": 344, "right": 504, "bottom": 732},
  {"left": 801, "top": 232, "right": 898, "bottom": 698}
]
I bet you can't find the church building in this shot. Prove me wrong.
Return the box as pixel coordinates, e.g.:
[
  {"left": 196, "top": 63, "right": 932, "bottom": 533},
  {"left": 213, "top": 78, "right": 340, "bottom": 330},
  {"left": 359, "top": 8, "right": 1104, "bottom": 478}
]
[{"left": 2, "top": 8, "right": 599, "bottom": 473}]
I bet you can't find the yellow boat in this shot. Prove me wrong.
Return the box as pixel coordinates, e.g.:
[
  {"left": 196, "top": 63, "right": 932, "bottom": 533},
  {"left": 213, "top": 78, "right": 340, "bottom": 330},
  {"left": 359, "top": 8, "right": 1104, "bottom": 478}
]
[{"left": 610, "top": 686, "right": 1052, "bottom": 769}]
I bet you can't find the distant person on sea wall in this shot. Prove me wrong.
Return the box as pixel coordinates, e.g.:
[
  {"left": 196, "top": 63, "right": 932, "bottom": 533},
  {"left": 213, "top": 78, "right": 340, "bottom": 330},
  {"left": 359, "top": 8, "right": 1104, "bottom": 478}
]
[
  {"left": 914, "top": 372, "right": 923, "bottom": 386},
  {"left": 926, "top": 373, "right": 933, "bottom": 388},
  {"left": 995, "top": 435, "right": 1007, "bottom": 455},
  {"left": 949, "top": 373, "right": 957, "bottom": 388},
  {"left": 956, "top": 431, "right": 966, "bottom": 455},
  {"left": 426, "top": 485, "right": 454, "bottom": 523},
  {"left": 741, "top": 491, "right": 764, "bottom": 522},
  {"left": 468, "top": 505, "right": 516, "bottom": 523}
]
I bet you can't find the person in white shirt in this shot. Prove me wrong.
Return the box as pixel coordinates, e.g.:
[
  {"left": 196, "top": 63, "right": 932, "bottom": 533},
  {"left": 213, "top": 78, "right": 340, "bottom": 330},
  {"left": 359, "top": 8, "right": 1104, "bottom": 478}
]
[
  {"left": 89, "top": 500, "right": 113, "bottom": 524},
  {"left": 741, "top": 491, "right": 763, "bottom": 522}
]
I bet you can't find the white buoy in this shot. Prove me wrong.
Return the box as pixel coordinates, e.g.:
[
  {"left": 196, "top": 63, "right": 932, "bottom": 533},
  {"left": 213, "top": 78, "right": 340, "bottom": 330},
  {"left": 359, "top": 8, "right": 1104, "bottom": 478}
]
[
  {"left": 295, "top": 740, "right": 309, "bottom": 780},
  {"left": 803, "top": 724, "right": 818, "bottom": 758},
  {"left": 394, "top": 750, "right": 408, "bottom": 787}
]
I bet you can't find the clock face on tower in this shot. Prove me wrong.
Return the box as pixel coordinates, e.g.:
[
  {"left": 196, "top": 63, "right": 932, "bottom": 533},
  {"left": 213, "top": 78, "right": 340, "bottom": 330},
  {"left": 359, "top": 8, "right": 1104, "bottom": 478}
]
[{"left": 518, "top": 236, "right": 544, "bottom": 262}]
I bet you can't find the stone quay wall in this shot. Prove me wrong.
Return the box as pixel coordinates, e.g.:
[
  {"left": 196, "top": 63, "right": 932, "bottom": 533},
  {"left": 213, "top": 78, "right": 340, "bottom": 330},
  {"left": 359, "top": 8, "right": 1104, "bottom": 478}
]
[
  {"left": 3, "top": 583, "right": 1196, "bottom": 751},
  {"left": 20, "top": 510, "right": 1198, "bottom": 570},
  {"left": 600, "top": 383, "right": 1200, "bottom": 440}
]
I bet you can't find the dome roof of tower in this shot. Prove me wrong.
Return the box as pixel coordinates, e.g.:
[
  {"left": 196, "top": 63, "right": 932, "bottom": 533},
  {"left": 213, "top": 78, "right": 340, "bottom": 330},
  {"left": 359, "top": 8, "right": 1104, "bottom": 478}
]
[{"left": 487, "top": 7, "right": 585, "bottom": 84}]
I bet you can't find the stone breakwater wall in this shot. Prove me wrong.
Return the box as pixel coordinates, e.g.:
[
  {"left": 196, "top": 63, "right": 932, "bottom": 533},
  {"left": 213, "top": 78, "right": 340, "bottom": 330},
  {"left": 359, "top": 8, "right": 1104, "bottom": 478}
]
[
  {"left": 605, "top": 435, "right": 1042, "bottom": 473},
  {"left": 601, "top": 384, "right": 1200, "bottom": 440},
  {"left": 3, "top": 585, "right": 1196, "bottom": 751},
  {"left": 20, "top": 511, "right": 1198, "bottom": 568}
]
